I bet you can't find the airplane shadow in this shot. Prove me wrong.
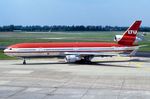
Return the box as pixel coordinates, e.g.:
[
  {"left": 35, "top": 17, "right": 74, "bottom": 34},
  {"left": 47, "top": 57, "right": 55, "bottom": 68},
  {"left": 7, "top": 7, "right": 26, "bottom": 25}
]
[
  {"left": 15, "top": 59, "right": 147, "bottom": 68},
  {"left": 14, "top": 58, "right": 147, "bottom": 68},
  {"left": 78, "top": 62, "right": 136, "bottom": 68},
  {"left": 68, "top": 59, "right": 148, "bottom": 68},
  {"left": 15, "top": 62, "right": 67, "bottom": 65}
]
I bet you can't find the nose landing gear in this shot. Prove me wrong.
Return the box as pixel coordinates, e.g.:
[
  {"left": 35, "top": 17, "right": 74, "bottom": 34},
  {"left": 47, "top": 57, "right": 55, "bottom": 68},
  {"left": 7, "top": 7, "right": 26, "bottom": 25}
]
[{"left": 23, "top": 58, "right": 26, "bottom": 65}]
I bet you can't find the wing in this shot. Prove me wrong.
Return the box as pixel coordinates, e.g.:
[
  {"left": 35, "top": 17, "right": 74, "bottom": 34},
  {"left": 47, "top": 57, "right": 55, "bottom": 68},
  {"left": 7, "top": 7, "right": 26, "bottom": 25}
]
[{"left": 64, "top": 52, "right": 118, "bottom": 57}]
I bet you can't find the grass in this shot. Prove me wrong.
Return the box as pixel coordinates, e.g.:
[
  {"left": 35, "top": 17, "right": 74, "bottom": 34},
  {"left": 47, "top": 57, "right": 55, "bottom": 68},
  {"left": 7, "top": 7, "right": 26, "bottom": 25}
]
[
  {"left": 138, "top": 41, "right": 150, "bottom": 52},
  {"left": 0, "top": 31, "right": 149, "bottom": 59},
  {"left": 0, "top": 31, "right": 120, "bottom": 46}
]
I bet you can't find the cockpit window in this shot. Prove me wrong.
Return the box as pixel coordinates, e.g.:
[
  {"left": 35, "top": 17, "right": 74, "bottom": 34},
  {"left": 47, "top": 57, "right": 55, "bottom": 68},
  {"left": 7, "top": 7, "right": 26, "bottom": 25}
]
[{"left": 8, "top": 48, "right": 12, "bottom": 50}]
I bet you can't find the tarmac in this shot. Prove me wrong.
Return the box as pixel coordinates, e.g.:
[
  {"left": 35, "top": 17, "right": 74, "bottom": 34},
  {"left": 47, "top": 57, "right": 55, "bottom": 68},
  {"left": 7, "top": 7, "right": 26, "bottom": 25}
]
[{"left": 0, "top": 56, "right": 150, "bottom": 99}]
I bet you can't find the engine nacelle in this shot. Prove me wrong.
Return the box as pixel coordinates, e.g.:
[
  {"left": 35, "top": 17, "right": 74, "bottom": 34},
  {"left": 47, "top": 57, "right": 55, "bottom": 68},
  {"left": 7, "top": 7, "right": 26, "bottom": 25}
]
[
  {"left": 114, "top": 35, "right": 123, "bottom": 42},
  {"left": 65, "top": 55, "right": 81, "bottom": 63},
  {"left": 114, "top": 35, "right": 142, "bottom": 43}
]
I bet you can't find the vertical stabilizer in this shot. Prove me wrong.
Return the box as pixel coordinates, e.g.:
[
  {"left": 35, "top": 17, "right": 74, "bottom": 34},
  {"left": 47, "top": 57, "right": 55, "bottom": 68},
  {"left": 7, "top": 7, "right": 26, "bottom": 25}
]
[{"left": 118, "top": 21, "right": 142, "bottom": 46}]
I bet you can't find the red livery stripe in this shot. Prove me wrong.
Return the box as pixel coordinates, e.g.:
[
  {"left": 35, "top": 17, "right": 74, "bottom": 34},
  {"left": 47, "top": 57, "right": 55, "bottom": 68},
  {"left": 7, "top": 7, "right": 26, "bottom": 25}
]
[{"left": 8, "top": 42, "right": 126, "bottom": 48}]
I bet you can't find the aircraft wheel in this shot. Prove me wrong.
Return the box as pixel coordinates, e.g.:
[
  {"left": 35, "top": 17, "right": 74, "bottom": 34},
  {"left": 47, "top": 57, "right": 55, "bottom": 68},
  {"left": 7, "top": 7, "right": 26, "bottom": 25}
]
[{"left": 23, "top": 59, "right": 26, "bottom": 65}]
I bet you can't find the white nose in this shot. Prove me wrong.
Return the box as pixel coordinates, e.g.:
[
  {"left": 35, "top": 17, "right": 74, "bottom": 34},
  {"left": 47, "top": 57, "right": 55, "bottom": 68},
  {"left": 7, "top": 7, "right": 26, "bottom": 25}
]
[
  {"left": 4, "top": 49, "right": 8, "bottom": 53},
  {"left": 3, "top": 49, "right": 12, "bottom": 56}
]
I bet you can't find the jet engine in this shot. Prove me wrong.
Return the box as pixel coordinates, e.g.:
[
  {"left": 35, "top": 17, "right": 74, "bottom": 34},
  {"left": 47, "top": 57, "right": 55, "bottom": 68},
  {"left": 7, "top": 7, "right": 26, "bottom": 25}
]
[
  {"left": 114, "top": 35, "right": 142, "bottom": 43},
  {"left": 114, "top": 35, "right": 123, "bottom": 42},
  {"left": 65, "top": 55, "right": 81, "bottom": 63}
]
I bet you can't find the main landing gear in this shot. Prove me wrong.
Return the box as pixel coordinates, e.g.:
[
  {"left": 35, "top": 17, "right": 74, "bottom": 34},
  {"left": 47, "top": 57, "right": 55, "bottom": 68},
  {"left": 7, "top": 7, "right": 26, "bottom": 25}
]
[
  {"left": 77, "top": 56, "right": 93, "bottom": 64},
  {"left": 23, "top": 58, "right": 26, "bottom": 65}
]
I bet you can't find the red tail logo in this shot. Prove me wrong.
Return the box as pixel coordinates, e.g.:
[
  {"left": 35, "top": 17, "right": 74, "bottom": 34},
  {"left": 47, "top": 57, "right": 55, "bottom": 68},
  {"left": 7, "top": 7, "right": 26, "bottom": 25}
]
[{"left": 118, "top": 21, "right": 142, "bottom": 46}]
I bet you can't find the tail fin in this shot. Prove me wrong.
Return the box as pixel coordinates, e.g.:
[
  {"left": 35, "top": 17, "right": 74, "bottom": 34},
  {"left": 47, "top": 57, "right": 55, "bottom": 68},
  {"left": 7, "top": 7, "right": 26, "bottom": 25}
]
[{"left": 118, "top": 20, "right": 142, "bottom": 46}]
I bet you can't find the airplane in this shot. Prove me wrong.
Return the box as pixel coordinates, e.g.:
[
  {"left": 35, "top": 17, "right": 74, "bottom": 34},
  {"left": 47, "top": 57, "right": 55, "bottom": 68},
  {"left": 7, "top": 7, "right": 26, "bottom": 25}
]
[{"left": 4, "top": 20, "right": 142, "bottom": 64}]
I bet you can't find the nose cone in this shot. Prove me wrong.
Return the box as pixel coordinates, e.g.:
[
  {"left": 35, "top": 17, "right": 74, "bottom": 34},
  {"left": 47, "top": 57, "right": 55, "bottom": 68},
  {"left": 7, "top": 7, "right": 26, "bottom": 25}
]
[
  {"left": 3, "top": 48, "right": 12, "bottom": 57},
  {"left": 4, "top": 48, "right": 9, "bottom": 55},
  {"left": 4, "top": 48, "right": 8, "bottom": 53}
]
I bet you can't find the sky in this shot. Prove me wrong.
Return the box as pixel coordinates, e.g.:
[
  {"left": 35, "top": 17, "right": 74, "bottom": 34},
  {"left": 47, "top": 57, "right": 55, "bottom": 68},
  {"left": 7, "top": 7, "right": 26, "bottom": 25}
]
[{"left": 0, "top": 0, "right": 150, "bottom": 26}]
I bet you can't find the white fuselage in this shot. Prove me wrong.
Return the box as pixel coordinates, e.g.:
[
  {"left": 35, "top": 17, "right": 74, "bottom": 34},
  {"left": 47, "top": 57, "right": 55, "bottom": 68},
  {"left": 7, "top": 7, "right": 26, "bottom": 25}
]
[{"left": 4, "top": 46, "right": 136, "bottom": 58}]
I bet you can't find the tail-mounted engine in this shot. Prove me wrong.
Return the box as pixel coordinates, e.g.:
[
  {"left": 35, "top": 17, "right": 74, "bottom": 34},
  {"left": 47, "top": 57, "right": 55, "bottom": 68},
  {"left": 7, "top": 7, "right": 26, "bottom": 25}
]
[{"left": 114, "top": 35, "right": 142, "bottom": 44}]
